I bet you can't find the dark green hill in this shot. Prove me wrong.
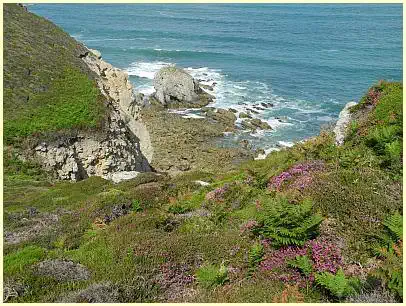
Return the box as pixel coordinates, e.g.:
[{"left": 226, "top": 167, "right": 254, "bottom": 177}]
[{"left": 3, "top": 4, "right": 106, "bottom": 145}]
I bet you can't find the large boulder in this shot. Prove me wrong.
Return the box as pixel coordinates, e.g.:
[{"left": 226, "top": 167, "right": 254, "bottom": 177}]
[{"left": 153, "top": 66, "right": 213, "bottom": 108}]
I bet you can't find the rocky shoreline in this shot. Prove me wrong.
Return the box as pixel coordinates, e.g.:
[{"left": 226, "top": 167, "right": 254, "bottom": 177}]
[{"left": 28, "top": 45, "right": 357, "bottom": 182}]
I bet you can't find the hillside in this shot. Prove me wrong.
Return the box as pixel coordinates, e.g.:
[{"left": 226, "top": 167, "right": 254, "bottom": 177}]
[
  {"left": 4, "top": 80, "right": 403, "bottom": 302},
  {"left": 2, "top": 3, "right": 403, "bottom": 304},
  {"left": 3, "top": 4, "right": 106, "bottom": 145}
]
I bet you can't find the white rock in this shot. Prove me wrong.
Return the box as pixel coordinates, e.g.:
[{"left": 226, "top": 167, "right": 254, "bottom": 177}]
[
  {"left": 103, "top": 171, "right": 140, "bottom": 184},
  {"left": 193, "top": 180, "right": 211, "bottom": 186},
  {"left": 334, "top": 101, "right": 357, "bottom": 146}
]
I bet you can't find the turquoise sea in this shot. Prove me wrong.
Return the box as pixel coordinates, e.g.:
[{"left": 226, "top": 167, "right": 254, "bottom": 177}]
[{"left": 30, "top": 4, "right": 402, "bottom": 150}]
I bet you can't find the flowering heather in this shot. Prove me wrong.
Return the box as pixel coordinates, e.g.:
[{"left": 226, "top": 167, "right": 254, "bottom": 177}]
[
  {"left": 306, "top": 238, "right": 343, "bottom": 273},
  {"left": 205, "top": 184, "right": 230, "bottom": 202},
  {"left": 158, "top": 262, "right": 195, "bottom": 289},
  {"left": 260, "top": 237, "right": 344, "bottom": 286},
  {"left": 268, "top": 161, "right": 324, "bottom": 191},
  {"left": 260, "top": 246, "right": 307, "bottom": 271},
  {"left": 365, "top": 87, "right": 382, "bottom": 105}
]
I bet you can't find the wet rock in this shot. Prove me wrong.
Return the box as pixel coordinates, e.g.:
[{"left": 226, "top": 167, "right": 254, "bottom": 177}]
[
  {"left": 205, "top": 108, "right": 237, "bottom": 127},
  {"left": 201, "top": 106, "right": 215, "bottom": 113},
  {"left": 229, "top": 108, "right": 238, "bottom": 113},
  {"left": 238, "top": 112, "right": 251, "bottom": 119},
  {"left": 239, "top": 139, "right": 251, "bottom": 149},
  {"left": 200, "top": 84, "right": 214, "bottom": 91},
  {"left": 241, "top": 118, "right": 272, "bottom": 131},
  {"left": 35, "top": 260, "right": 91, "bottom": 281}
]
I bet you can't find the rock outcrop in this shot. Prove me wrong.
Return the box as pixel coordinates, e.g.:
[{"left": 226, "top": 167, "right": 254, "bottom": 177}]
[
  {"left": 241, "top": 118, "right": 272, "bottom": 131},
  {"left": 153, "top": 66, "right": 213, "bottom": 108},
  {"left": 334, "top": 101, "right": 357, "bottom": 146},
  {"left": 34, "top": 50, "right": 153, "bottom": 181}
]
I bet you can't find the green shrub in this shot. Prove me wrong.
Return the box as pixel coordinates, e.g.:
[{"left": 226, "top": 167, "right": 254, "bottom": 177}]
[
  {"left": 196, "top": 263, "right": 229, "bottom": 288},
  {"left": 288, "top": 255, "right": 313, "bottom": 277},
  {"left": 372, "top": 212, "right": 403, "bottom": 299},
  {"left": 4, "top": 245, "right": 46, "bottom": 275},
  {"left": 255, "top": 197, "right": 323, "bottom": 247},
  {"left": 315, "top": 268, "right": 361, "bottom": 299},
  {"left": 131, "top": 199, "right": 142, "bottom": 212},
  {"left": 248, "top": 242, "right": 265, "bottom": 274}
]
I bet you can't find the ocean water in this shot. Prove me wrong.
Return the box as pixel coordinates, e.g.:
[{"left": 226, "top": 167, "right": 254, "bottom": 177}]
[{"left": 30, "top": 4, "right": 402, "bottom": 150}]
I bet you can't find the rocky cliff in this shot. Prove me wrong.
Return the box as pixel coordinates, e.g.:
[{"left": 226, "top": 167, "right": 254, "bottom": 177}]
[{"left": 4, "top": 4, "right": 152, "bottom": 182}]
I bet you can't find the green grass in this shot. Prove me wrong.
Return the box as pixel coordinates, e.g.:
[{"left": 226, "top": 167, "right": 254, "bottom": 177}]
[
  {"left": 4, "top": 245, "right": 46, "bottom": 276},
  {"left": 4, "top": 67, "right": 105, "bottom": 144},
  {"left": 4, "top": 4, "right": 107, "bottom": 145}
]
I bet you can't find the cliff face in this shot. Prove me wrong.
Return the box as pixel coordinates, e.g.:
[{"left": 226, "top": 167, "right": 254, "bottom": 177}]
[{"left": 4, "top": 4, "right": 152, "bottom": 181}]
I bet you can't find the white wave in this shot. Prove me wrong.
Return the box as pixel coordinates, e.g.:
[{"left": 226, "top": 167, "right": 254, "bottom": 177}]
[
  {"left": 317, "top": 115, "right": 334, "bottom": 122},
  {"left": 255, "top": 147, "right": 280, "bottom": 160},
  {"left": 278, "top": 141, "right": 294, "bottom": 148},
  {"left": 126, "top": 61, "right": 173, "bottom": 79}
]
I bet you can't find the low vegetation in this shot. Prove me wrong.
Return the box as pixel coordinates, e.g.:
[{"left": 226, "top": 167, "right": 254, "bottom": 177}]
[{"left": 3, "top": 80, "right": 402, "bottom": 302}]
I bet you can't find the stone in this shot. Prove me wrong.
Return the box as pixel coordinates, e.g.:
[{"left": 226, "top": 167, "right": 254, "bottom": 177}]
[
  {"left": 206, "top": 108, "right": 237, "bottom": 127},
  {"left": 241, "top": 118, "right": 272, "bottom": 131},
  {"left": 103, "top": 171, "right": 140, "bottom": 183},
  {"left": 238, "top": 112, "right": 251, "bottom": 119},
  {"left": 153, "top": 66, "right": 212, "bottom": 107},
  {"left": 89, "top": 48, "right": 101, "bottom": 59},
  {"left": 334, "top": 101, "right": 357, "bottom": 146}
]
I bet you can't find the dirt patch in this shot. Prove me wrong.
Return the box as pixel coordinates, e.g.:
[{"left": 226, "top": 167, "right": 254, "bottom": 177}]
[{"left": 34, "top": 259, "right": 91, "bottom": 281}]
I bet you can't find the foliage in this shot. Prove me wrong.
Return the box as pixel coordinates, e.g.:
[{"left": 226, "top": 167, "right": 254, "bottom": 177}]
[
  {"left": 4, "top": 245, "right": 46, "bottom": 276},
  {"left": 255, "top": 197, "right": 323, "bottom": 247},
  {"left": 131, "top": 200, "right": 142, "bottom": 212},
  {"left": 196, "top": 263, "right": 229, "bottom": 288},
  {"left": 288, "top": 255, "right": 313, "bottom": 277},
  {"left": 315, "top": 268, "right": 361, "bottom": 299},
  {"left": 248, "top": 242, "right": 265, "bottom": 274},
  {"left": 372, "top": 212, "right": 403, "bottom": 299}
]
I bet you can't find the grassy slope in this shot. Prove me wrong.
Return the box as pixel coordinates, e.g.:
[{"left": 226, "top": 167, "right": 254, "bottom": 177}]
[
  {"left": 3, "top": 81, "right": 402, "bottom": 302},
  {"left": 3, "top": 4, "right": 106, "bottom": 145}
]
